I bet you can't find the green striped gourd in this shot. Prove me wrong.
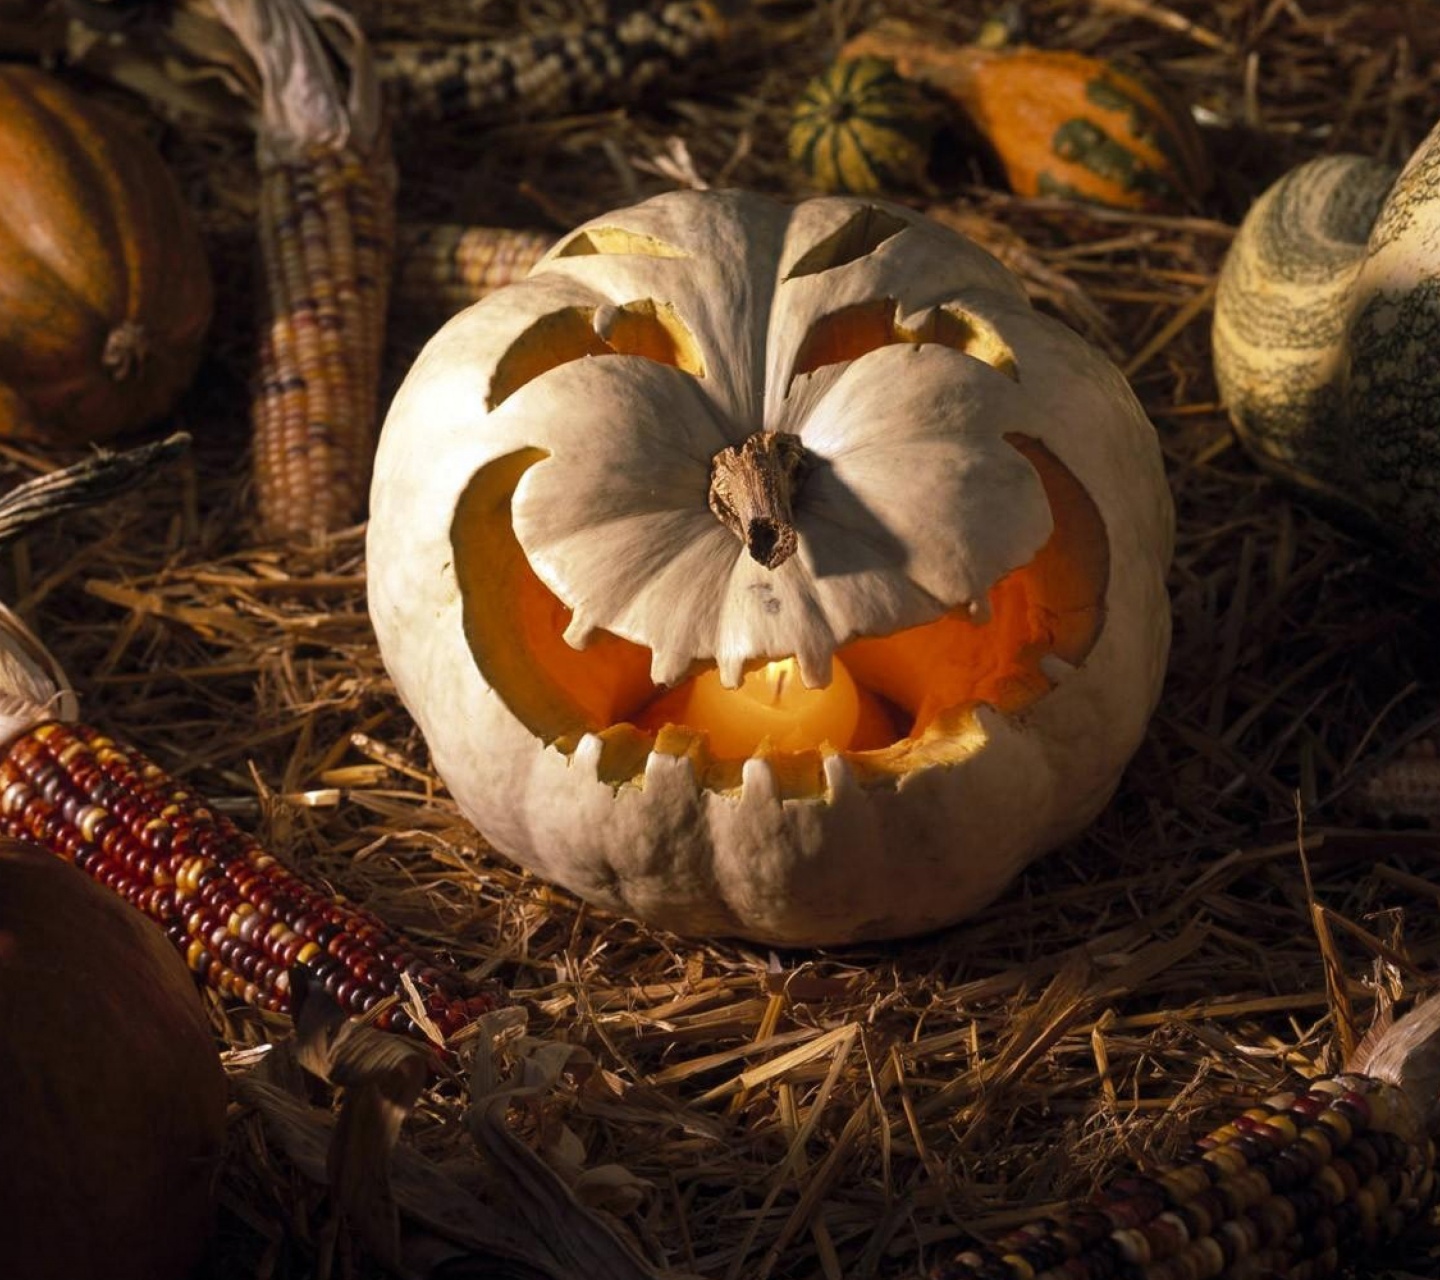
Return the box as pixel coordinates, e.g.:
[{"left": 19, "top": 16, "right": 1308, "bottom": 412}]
[
  {"left": 789, "top": 55, "right": 940, "bottom": 195},
  {"left": 1212, "top": 119, "right": 1440, "bottom": 559}
]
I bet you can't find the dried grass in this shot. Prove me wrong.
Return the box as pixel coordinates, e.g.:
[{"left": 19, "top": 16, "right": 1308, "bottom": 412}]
[{"left": 10, "top": 0, "right": 1440, "bottom": 1276}]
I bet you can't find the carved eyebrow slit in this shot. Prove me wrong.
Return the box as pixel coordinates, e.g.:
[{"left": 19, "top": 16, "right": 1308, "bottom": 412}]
[
  {"left": 553, "top": 226, "right": 688, "bottom": 258},
  {"left": 784, "top": 205, "right": 910, "bottom": 279},
  {"left": 787, "top": 297, "right": 1019, "bottom": 392},
  {"left": 487, "top": 300, "right": 706, "bottom": 409}
]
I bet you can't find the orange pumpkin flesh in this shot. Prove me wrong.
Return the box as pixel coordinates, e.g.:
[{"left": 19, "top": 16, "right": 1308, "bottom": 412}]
[
  {"left": 455, "top": 432, "right": 1108, "bottom": 798},
  {"left": 0, "top": 841, "right": 226, "bottom": 1280},
  {"left": 0, "top": 66, "right": 213, "bottom": 445}
]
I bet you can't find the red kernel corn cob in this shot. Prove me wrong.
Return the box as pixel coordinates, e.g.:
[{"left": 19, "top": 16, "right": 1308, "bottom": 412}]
[
  {"left": 0, "top": 720, "right": 494, "bottom": 1042},
  {"left": 376, "top": 1, "right": 738, "bottom": 124},
  {"left": 253, "top": 140, "right": 396, "bottom": 542},
  {"left": 393, "top": 222, "right": 553, "bottom": 329},
  {"left": 927, "top": 1076, "right": 1437, "bottom": 1280}
]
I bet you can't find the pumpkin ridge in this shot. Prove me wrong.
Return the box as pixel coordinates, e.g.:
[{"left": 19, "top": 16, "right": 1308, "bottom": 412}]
[
  {"left": 79, "top": 113, "right": 155, "bottom": 350},
  {"left": 91, "top": 100, "right": 211, "bottom": 353},
  {"left": 0, "top": 73, "right": 127, "bottom": 324}
]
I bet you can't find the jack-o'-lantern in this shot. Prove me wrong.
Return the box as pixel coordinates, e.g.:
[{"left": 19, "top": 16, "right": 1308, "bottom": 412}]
[{"left": 367, "top": 190, "right": 1173, "bottom": 945}]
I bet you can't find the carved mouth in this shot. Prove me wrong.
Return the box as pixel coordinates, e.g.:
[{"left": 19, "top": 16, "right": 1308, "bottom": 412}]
[{"left": 451, "top": 433, "right": 1108, "bottom": 799}]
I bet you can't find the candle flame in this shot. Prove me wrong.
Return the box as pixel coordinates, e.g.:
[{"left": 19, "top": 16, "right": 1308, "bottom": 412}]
[{"left": 675, "top": 656, "right": 861, "bottom": 759}]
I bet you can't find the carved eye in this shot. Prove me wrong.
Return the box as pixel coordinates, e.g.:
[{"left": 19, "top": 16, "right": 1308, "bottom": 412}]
[
  {"left": 789, "top": 298, "right": 1018, "bottom": 389},
  {"left": 487, "top": 300, "right": 706, "bottom": 409}
]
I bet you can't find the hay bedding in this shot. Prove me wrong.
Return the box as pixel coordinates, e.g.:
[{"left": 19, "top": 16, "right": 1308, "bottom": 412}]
[{"left": 8, "top": 0, "right": 1440, "bottom": 1276}]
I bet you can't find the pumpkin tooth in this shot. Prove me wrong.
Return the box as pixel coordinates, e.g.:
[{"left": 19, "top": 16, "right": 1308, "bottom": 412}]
[
  {"left": 1039, "top": 653, "right": 1078, "bottom": 682},
  {"left": 654, "top": 650, "right": 696, "bottom": 689},
  {"left": 253, "top": 142, "right": 396, "bottom": 541},
  {"left": 592, "top": 304, "right": 621, "bottom": 339},
  {"left": 572, "top": 731, "right": 607, "bottom": 779},
  {"left": 740, "top": 755, "right": 778, "bottom": 801},
  {"left": 374, "top": 1, "right": 737, "bottom": 125},
  {"left": 796, "top": 651, "right": 834, "bottom": 690},
  {"left": 898, "top": 305, "right": 936, "bottom": 333},
  {"left": 821, "top": 751, "right": 853, "bottom": 796},
  {"left": 926, "top": 1074, "right": 1438, "bottom": 1280},
  {"left": 562, "top": 614, "right": 597, "bottom": 651},
  {"left": 0, "top": 719, "right": 495, "bottom": 1042}
]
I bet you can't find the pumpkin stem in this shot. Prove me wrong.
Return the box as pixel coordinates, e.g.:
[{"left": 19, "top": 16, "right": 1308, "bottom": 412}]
[
  {"left": 101, "top": 321, "right": 149, "bottom": 381},
  {"left": 707, "top": 431, "right": 810, "bottom": 569}
]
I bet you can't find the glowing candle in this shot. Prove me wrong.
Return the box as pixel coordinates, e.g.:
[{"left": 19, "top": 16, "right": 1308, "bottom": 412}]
[{"left": 678, "top": 657, "right": 861, "bottom": 758}]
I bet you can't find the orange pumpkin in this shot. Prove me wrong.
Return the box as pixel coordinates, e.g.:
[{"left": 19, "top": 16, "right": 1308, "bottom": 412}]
[
  {"left": 0, "top": 840, "right": 227, "bottom": 1280},
  {"left": 841, "top": 26, "right": 1210, "bottom": 212},
  {"left": 0, "top": 66, "right": 213, "bottom": 445}
]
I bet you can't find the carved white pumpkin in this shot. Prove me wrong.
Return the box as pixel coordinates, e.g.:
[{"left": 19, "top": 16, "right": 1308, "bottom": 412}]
[{"left": 367, "top": 190, "right": 1173, "bottom": 945}]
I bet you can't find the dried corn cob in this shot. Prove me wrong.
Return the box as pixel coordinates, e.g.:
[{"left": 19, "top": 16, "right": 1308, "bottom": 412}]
[
  {"left": 253, "top": 137, "right": 395, "bottom": 540},
  {"left": 376, "top": 1, "right": 739, "bottom": 125},
  {"left": 0, "top": 719, "right": 495, "bottom": 1041},
  {"left": 223, "top": 0, "right": 397, "bottom": 543},
  {"left": 393, "top": 222, "right": 554, "bottom": 328},
  {"left": 926, "top": 1002, "right": 1440, "bottom": 1280},
  {"left": 1359, "top": 739, "right": 1440, "bottom": 824}
]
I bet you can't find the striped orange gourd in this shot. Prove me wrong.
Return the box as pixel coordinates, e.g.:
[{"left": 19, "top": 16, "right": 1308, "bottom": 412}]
[{"left": 841, "top": 25, "right": 1210, "bottom": 212}]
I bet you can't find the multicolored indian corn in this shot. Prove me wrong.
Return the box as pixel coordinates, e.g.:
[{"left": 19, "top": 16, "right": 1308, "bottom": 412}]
[
  {"left": 252, "top": 141, "right": 396, "bottom": 542},
  {"left": 375, "top": 1, "right": 737, "bottom": 124},
  {"left": 927, "top": 1075, "right": 1436, "bottom": 1280},
  {"left": 393, "top": 222, "right": 553, "bottom": 327},
  {"left": 0, "top": 719, "right": 494, "bottom": 1042}
]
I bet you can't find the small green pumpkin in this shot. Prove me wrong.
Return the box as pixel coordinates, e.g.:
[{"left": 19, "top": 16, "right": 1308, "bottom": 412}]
[{"left": 788, "top": 56, "right": 939, "bottom": 195}]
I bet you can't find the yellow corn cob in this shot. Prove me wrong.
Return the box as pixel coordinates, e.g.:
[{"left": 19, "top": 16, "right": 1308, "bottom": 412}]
[
  {"left": 926, "top": 1072, "right": 1437, "bottom": 1280},
  {"left": 0, "top": 719, "right": 494, "bottom": 1041},
  {"left": 376, "top": 0, "right": 738, "bottom": 124},
  {"left": 392, "top": 222, "right": 553, "bottom": 328},
  {"left": 253, "top": 141, "right": 396, "bottom": 541}
]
